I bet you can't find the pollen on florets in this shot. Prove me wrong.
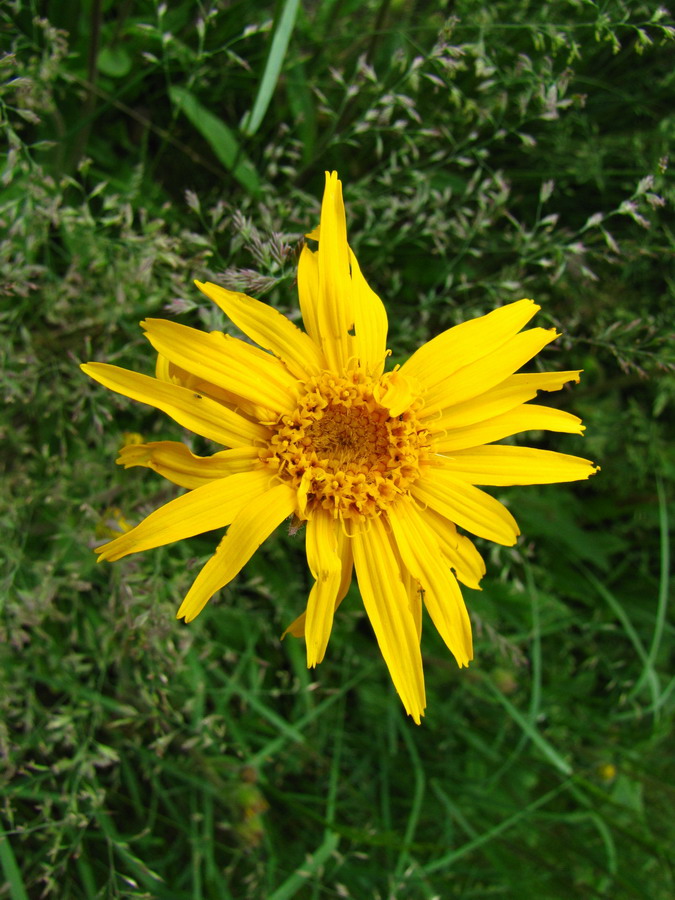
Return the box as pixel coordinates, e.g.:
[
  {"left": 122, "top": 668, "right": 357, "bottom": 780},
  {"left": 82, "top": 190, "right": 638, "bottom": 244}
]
[{"left": 262, "top": 370, "right": 431, "bottom": 520}]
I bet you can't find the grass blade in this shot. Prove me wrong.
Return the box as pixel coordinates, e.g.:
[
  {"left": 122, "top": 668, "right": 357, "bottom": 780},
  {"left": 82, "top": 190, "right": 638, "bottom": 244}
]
[
  {"left": 581, "top": 564, "right": 661, "bottom": 713},
  {"left": 394, "top": 720, "right": 426, "bottom": 880},
  {"left": 268, "top": 830, "right": 340, "bottom": 900},
  {"left": 241, "top": 0, "right": 301, "bottom": 137},
  {"left": 479, "top": 675, "right": 573, "bottom": 776},
  {"left": 0, "top": 834, "right": 29, "bottom": 900},
  {"left": 628, "top": 475, "right": 670, "bottom": 703},
  {"left": 423, "top": 782, "right": 569, "bottom": 874},
  {"left": 170, "top": 86, "right": 261, "bottom": 195}
]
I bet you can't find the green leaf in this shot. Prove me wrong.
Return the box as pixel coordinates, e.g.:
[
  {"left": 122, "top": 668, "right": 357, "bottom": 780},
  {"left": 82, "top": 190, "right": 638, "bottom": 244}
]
[
  {"left": 241, "top": 0, "right": 301, "bottom": 137},
  {"left": 286, "top": 59, "right": 316, "bottom": 163},
  {"left": 169, "top": 86, "right": 261, "bottom": 195},
  {"left": 97, "top": 47, "right": 132, "bottom": 78}
]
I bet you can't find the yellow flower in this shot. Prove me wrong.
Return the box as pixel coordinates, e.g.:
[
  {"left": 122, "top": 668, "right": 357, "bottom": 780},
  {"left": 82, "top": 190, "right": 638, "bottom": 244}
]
[{"left": 82, "top": 171, "right": 598, "bottom": 723}]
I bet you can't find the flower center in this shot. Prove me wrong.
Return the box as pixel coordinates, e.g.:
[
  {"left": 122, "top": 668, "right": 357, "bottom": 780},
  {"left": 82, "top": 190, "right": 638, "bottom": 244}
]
[{"left": 263, "top": 371, "right": 431, "bottom": 520}]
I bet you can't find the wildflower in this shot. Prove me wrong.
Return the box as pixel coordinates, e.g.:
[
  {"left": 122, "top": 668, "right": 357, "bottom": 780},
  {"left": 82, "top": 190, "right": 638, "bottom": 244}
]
[{"left": 82, "top": 172, "right": 598, "bottom": 722}]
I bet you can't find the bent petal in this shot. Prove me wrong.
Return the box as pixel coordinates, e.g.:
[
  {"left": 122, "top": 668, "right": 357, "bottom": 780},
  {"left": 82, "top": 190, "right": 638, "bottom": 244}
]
[
  {"left": 195, "top": 281, "right": 326, "bottom": 379},
  {"left": 412, "top": 469, "right": 520, "bottom": 546},
  {"left": 389, "top": 500, "right": 473, "bottom": 666},
  {"left": 432, "top": 404, "right": 584, "bottom": 452},
  {"left": 352, "top": 516, "right": 426, "bottom": 723},
  {"left": 375, "top": 369, "right": 422, "bottom": 418},
  {"left": 81, "top": 363, "right": 269, "bottom": 448},
  {"left": 96, "top": 468, "right": 273, "bottom": 562},
  {"left": 283, "top": 527, "right": 353, "bottom": 640},
  {"left": 117, "top": 442, "right": 261, "bottom": 489},
  {"left": 177, "top": 482, "right": 297, "bottom": 622},
  {"left": 433, "top": 445, "right": 600, "bottom": 485},
  {"left": 142, "top": 319, "right": 299, "bottom": 415},
  {"left": 304, "top": 510, "right": 343, "bottom": 667}
]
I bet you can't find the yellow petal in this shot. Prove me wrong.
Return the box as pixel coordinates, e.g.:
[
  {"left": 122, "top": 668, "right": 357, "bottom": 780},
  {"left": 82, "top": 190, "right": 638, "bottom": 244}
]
[
  {"left": 423, "top": 327, "right": 560, "bottom": 413},
  {"left": 297, "top": 245, "right": 320, "bottom": 345},
  {"left": 432, "top": 404, "right": 584, "bottom": 452},
  {"left": 351, "top": 516, "right": 426, "bottom": 723},
  {"left": 195, "top": 281, "right": 326, "bottom": 379},
  {"left": 349, "top": 247, "right": 388, "bottom": 378},
  {"left": 412, "top": 470, "right": 520, "bottom": 546},
  {"left": 336, "top": 527, "right": 354, "bottom": 608},
  {"left": 422, "top": 370, "right": 582, "bottom": 429},
  {"left": 155, "top": 353, "right": 172, "bottom": 382},
  {"left": 96, "top": 468, "right": 273, "bottom": 562},
  {"left": 400, "top": 298, "right": 540, "bottom": 387},
  {"left": 387, "top": 527, "right": 424, "bottom": 642},
  {"left": 156, "top": 352, "right": 271, "bottom": 422},
  {"left": 282, "top": 528, "right": 353, "bottom": 639},
  {"left": 117, "top": 441, "right": 261, "bottom": 488},
  {"left": 177, "top": 482, "right": 296, "bottom": 622},
  {"left": 507, "top": 370, "right": 583, "bottom": 391},
  {"left": 282, "top": 612, "right": 307, "bottom": 639},
  {"left": 422, "top": 509, "right": 486, "bottom": 590},
  {"left": 81, "top": 363, "right": 269, "bottom": 448},
  {"left": 374, "top": 369, "right": 421, "bottom": 417},
  {"left": 398, "top": 561, "right": 423, "bottom": 643},
  {"left": 388, "top": 501, "right": 473, "bottom": 666},
  {"left": 315, "top": 171, "right": 354, "bottom": 371},
  {"left": 142, "top": 319, "right": 299, "bottom": 415},
  {"left": 432, "top": 445, "right": 600, "bottom": 485},
  {"left": 304, "top": 510, "right": 343, "bottom": 667}
]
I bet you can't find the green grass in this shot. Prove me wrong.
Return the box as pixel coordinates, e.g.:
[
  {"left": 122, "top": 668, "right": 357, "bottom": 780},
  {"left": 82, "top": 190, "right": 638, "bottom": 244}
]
[{"left": 2, "top": 1, "right": 674, "bottom": 897}]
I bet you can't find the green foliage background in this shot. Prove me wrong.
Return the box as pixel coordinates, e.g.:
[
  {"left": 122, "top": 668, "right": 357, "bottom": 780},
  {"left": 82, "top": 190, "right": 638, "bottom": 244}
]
[{"left": 1, "top": 1, "right": 674, "bottom": 897}]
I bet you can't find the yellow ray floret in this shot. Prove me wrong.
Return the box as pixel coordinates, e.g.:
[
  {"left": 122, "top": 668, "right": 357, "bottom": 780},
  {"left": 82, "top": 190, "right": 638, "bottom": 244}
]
[
  {"left": 433, "top": 446, "right": 600, "bottom": 486},
  {"left": 388, "top": 499, "right": 473, "bottom": 666},
  {"left": 282, "top": 530, "right": 353, "bottom": 641},
  {"left": 314, "top": 171, "right": 353, "bottom": 373},
  {"left": 304, "top": 510, "right": 344, "bottom": 667},
  {"left": 421, "top": 326, "right": 560, "bottom": 413},
  {"left": 117, "top": 441, "right": 261, "bottom": 489},
  {"left": 412, "top": 470, "right": 521, "bottom": 546},
  {"left": 400, "top": 298, "right": 540, "bottom": 387},
  {"left": 176, "top": 483, "right": 297, "bottom": 623},
  {"left": 194, "top": 281, "right": 326, "bottom": 379},
  {"left": 422, "top": 370, "right": 582, "bottom": 429},
  {"left": 351, "top": 515, "right": 426, "bottom": 724},
  {"left": 432, "top": 404, "right": 584, "bottom": 452},
  {"left": 142, "top": 319, "right": 300, "bottom": 415},
  {"left": 82, "top": 170, "right": 598, "bottom": 723},
  {"left": 81, "top": 363, "right": 269, "bottom": 447},
  {"left": 97, "top": 468, "right": 273, "bottom": 562}
]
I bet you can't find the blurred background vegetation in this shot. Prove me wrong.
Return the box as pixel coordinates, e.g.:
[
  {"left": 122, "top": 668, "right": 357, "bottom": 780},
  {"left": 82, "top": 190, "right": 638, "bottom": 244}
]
[{"left": 1, "top": 0, "right": 674, "bottom": 897}]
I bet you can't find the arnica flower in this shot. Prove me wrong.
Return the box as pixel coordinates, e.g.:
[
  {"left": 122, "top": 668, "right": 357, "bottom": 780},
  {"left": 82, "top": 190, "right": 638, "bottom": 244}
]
[{"left": 82, "top": 172, "right": 598, "bottom": 723}]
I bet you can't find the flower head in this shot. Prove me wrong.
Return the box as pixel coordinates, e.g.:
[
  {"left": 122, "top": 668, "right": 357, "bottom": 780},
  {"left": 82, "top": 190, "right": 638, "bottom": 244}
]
[{"left": 82, "top": 172, "right": 598, "bottom": 722}]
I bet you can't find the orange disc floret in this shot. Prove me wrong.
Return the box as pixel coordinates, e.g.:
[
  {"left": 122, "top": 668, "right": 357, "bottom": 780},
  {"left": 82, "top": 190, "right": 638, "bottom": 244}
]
[{"left": 263, "top": 370, "right": 431, "bottom": 520}]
